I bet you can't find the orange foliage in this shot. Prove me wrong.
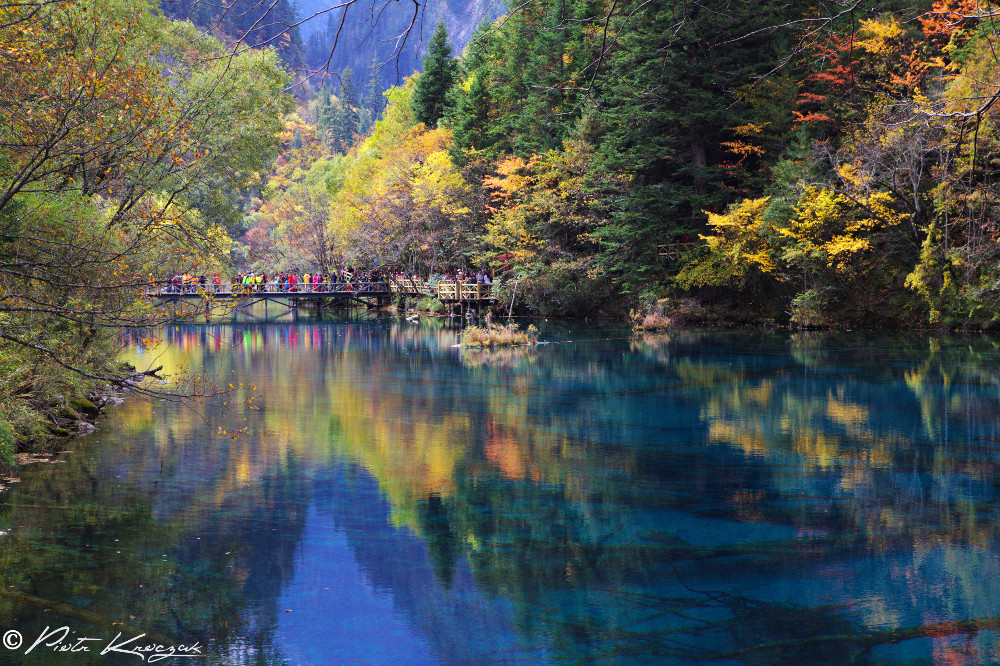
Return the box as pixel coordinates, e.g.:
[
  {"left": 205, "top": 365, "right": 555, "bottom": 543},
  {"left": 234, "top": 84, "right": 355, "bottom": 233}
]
[
  {"left": 920, "top": 0, "right": 981, "bottom": 48},
  {"left": 0, "top": 4, "right": 188, "bottom": 209}
]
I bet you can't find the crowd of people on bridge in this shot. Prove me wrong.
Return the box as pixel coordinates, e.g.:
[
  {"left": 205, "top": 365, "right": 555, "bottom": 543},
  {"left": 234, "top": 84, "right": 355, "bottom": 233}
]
[
  {"left": 389, "top": 270, "right": 492, "bottom": 286},
  {"left": 162, "top": 267, "right": 492, "bottom": 295},
  {"left": 164, "top": 268, "right": 386, "bottom": 294}
]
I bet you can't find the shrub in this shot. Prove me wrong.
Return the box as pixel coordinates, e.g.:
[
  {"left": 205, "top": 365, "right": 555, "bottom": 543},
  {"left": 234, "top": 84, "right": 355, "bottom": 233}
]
[
  {"left": 789, "top": 289, "right": 831, "bottom": 329},
  {"left": 635, "top": 312, "right": 672, "bottom": 331},
  {"left": 460, "top": 323, "right": 537, "bottom": 347},
  {"left": 0, "top": 419, "right": 13, "bottom": 472},
  {"left": 416, "top": 296, "right": 445, "bottom": 313}
]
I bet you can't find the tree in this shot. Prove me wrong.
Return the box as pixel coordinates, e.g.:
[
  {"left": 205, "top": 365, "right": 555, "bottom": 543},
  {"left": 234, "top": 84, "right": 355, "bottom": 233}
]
[
  {"left": 0, "top": 0, "right": 291, "bottom": 444},
  {"left": 411, "top": 21, "right": 458, "bottom": 128},
  {"left": 330, "top": 79, "right": 473, "bottom": 273},
  {"left": 449, "top": 71, "right": 491, "bottom": 164}
]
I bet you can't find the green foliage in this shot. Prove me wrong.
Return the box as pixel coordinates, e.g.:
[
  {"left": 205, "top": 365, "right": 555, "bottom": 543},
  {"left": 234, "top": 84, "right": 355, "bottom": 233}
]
[
  {"left": 789, "top": 289, "right": 832, "bottom": 329},
  {"left": 412, "top": 22, "right": 459, "bottom": 128},
  {"left": 317, "top": 68, "right": 370, "bottom": 153},
  {"left": 0, "top": 0, "right": 293, "bottom": 449},
  {"left": 0, "top": 418, "right": 13, "bottom": 471},
  {"left": 250, "top": 0, "right": 1000, "bottom": 329},
  {"left": 417, "top": 297, "right": 445, "bottom": 314},
  {"left": 448, "top": 71, "right": 491, "bottom": 164}
]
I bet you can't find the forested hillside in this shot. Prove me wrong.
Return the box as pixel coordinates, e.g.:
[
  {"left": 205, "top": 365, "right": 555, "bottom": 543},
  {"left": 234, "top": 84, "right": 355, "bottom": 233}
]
[
  {"left": 248, "top": 0, "right": 1000, "bottom": 329},
  {"left": 299, "top": 0, "right": 500, "bottom": 93}
]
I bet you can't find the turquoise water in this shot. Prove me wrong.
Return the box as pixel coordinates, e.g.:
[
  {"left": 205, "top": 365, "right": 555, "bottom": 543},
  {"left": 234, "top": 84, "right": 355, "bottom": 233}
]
[{"left": 1, "top": 314, "right": 1000, "bottom": 664}]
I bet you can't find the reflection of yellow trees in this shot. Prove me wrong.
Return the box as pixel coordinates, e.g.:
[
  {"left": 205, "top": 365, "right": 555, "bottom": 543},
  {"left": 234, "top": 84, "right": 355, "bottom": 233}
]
[
  {"left": 673, "top": 352, "right": 892, "bottom": 470},
  {"left": 119, "top": 318, "right": 636, "bottom": 542},
  {"left": 673, "top": 332, "right": 1000, "bottom": 567},
  {"left": 103, "top": 321, "right": 1000, "bottom": 660},
  {"left": 128, "top": 322, "right": 1000, "bottom": 559}
]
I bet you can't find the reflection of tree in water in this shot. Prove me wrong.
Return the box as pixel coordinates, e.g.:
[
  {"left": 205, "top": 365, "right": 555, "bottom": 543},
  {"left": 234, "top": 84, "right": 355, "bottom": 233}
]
[
  {"left": 115, "top": 319, "right": 1000, "bottom": 662},
  {"left": 369, "top": 328, "right": 1000, "bottom": 662},
  {"left": 419, "top": 492, "right": 459, "bottom": 588},
  {"left": 630, "top": 331, "right": 672, "bottom": 366},
  {"left": 0, "top": 426, "right": 310, "bottom": 663},
  {"left": 317, "top": 462, "right": 550, "bottom": 664},
  {"left": 419, "top": 461, "right": 1000, "bottom": 663},
  {"left": 411, "top": 466, "right": 893, "bottom": 663}
]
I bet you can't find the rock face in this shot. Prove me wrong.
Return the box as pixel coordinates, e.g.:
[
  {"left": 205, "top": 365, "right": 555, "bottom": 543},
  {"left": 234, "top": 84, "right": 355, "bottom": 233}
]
[
  {"left": 161, "top": 0, "right": 497, "bottom": 101},
  {"left": 299, "top": 0, "right": 502, "bottom": 93}
]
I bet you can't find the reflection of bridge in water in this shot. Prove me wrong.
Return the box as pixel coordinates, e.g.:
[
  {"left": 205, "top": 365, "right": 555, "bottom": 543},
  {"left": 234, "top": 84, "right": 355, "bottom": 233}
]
[{"left": 147, "top": 279, "right": 494, "bottom": 313}]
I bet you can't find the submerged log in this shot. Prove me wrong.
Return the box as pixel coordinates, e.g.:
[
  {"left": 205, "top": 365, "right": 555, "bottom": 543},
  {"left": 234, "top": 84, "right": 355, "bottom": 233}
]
[
  {"left": 716, "top": 615, "right": 1000, "bottom": 659},
  {"left": 0, "top": 588, "right": 180, "bottom": 646}
]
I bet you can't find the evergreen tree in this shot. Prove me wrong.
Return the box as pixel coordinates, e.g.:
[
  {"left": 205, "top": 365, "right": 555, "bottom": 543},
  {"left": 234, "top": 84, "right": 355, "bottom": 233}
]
[
  {"left": 411, "top": 21, "right": 458, "bottom": 127},
  {"left": 339, "top": 67, "right": 360, "bottom": 146},
  {"left": 364, "top": 55, "right": 381, "bottom": 124},
  {"left": 316, "top": 85, "right": 338, "bottom": 148},
  {"left": 339, "top": 67, "right": 358, "bottom": 110},
  {"left": 449, "top": 70, "right": 491, "bottom": 163},
  {"left": 589, "top": 0, "right": 798, "bottom": 295}
]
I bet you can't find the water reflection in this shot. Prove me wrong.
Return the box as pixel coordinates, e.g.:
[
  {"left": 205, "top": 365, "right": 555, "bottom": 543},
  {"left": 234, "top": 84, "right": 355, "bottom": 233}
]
[{"left": 3, "top": 320, "right": 1000, "bottom": 662}]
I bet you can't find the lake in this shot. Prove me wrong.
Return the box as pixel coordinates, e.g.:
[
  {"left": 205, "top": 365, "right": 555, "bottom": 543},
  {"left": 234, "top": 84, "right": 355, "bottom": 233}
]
[{"left": 1, "top": 310, "right": 1000, "bottom": 664}]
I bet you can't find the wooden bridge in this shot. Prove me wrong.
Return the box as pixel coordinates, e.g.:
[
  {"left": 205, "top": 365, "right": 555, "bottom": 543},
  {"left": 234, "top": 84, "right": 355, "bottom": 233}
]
[{"left": 147, "top": 279, "right": 494, "bottom": 308}]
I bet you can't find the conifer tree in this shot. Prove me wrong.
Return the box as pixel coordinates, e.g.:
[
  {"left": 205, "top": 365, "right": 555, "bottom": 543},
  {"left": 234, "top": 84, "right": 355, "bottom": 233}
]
[
  {"left": 364, "top": 55, "right": 381, "bottom": 123},
  {"left": 339, "top": 67, "right": 360, "bottom": 145},
  {"left": 412, "top": 21, "right": 458, "bottom": 128},
  {"left": 449, "top": 70, "right": 491, "bottom": 163}
]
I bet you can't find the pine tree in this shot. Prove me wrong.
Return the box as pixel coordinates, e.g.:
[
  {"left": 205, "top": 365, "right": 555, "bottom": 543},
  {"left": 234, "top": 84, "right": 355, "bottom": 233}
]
[
  {"left": 411, "top": 21, "right": 458, "bottom": 128},
  {"left": 588, "top": 0, "right": 799, "bottom": 295},
  {"left": 339, "top": 67, "right": 360, "bottom": 144},
  {"left": 363, "top": 55, "right": 381, "bottom": 125},
  {"left": 449, "top": 70, "right": 491, "bottom": 163},
  {"left": 339, "top": 67, "right": 358, "bottom": 110}
]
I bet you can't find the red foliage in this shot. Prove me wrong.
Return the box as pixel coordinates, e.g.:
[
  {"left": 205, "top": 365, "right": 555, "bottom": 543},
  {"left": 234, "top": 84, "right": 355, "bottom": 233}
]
[{"left": 792, "top": 111, "right": 835, "bottom": 126}]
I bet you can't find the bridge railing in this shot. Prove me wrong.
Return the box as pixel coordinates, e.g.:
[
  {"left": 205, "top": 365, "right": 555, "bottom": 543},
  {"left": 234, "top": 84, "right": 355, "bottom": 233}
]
[
  {"left": 387, "top": 278, "right": 433, "bottom": 295},
  {"left": 151, "top": 281, "right": 391, "bottom": 296},
  {"left": 435, "top": 282, "right": 491, "bottom": 300}
]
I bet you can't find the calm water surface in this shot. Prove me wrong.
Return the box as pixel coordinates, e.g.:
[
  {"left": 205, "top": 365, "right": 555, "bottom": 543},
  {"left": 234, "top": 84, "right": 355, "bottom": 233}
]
[{"left": 2, "top": 312, "right": 1000, "bottom": 664}]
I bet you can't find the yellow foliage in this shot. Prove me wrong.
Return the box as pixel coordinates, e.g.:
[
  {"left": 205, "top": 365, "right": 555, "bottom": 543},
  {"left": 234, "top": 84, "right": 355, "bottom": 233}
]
[
  {"left": 720, "top": 140, "right": 765, "bottom": 157},
  {"left": 704, "top": 196, "right": 777, "bottom": 274},
  {"left": 854, "top": 18, "right": 907, "bottom": 54},
  {"left": 782, "top": 186, "right": 905, "bottom": 270},
  {"left": 731, "top": 122, "right": 768, "bottom": 136},
  {"left": 325, "top": 78, "right": 471, "bottom": 268}
]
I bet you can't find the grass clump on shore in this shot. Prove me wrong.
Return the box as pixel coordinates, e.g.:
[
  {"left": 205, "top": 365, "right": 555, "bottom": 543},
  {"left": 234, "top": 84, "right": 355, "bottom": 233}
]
[
  {"left": 631, "top": 297, "right": 710, "bottom": 331},
  {"left": 461, "top": 323, "right": 538, "bottom": 347},
  {"left": 634, "top": 312, "right": 672, "bottom": 331}
]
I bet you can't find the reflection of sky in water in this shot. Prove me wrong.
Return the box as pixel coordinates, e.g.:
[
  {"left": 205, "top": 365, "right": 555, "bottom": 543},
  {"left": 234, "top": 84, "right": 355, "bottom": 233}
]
[
  {"left": 6, "top": 317, "right": 1000, "bottom": 662},
  {"left": 274, "top": 506, "right": 437, "bottom": 665},
  {"left": 274, "top": 465, "right": 546, "bottom": 664}
]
